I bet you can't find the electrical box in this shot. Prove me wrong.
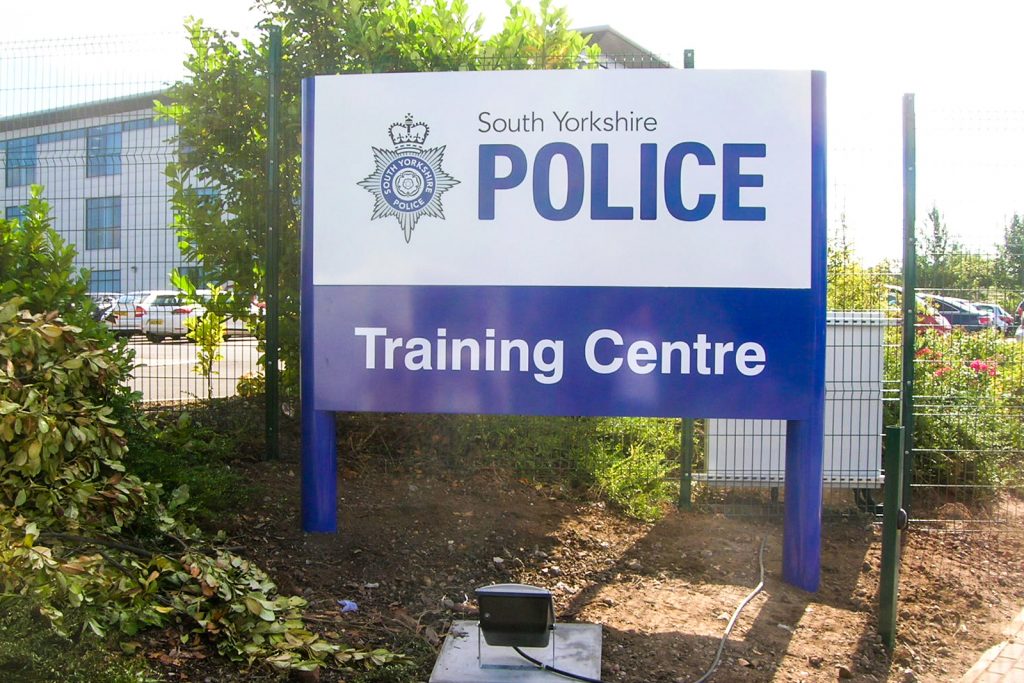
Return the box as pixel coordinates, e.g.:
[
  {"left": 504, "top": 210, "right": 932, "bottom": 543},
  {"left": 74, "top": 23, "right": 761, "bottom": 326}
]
[{"left": 700, "top": 311, "right": 892, "bottom": 489}]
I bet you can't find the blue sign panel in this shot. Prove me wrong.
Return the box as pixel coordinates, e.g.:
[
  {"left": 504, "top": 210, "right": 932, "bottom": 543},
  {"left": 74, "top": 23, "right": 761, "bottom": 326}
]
[{"left": 311, "top": 285, "right": 815, "bottom": 419}]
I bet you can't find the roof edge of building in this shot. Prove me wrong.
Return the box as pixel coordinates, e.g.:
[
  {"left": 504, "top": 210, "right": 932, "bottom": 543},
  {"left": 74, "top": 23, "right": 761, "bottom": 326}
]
[
  {"left": 1, "top": 89, "right": 171, "bottom": 134},
  {"left": 574, "top": 25, "right": 672, "bottom": 68}
]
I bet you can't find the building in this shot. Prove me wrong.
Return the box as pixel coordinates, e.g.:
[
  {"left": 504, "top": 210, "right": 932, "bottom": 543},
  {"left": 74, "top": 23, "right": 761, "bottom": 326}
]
[
  {"left": 0, "top": 90, "right": 200, "bottom": 294},
  {"left": 579, "top": 25, "right": 672, "bottom": 69}
]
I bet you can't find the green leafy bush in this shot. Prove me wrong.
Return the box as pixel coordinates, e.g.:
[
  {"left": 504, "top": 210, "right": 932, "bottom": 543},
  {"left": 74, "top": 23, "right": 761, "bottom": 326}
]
[
  {"left": 441, "top": 415, "right": 678, "bottom": 520},
  {"left": 0, "top": 187, "right": 109, "bottom": 339},
  {"left": 123, "top": 410, "right": 251, "bottom": 527},
  {"left": 0, "top": 598, "right": 152, "bottom": 682},
  {"left": 911, "top": 328, "right": 1024, "bottom": 490},
  {"left": 583, "top": 418, "right": 677, "bottom": 521},
  {"left": 0, "top": 197, "right": 402, "bottom": 674}
]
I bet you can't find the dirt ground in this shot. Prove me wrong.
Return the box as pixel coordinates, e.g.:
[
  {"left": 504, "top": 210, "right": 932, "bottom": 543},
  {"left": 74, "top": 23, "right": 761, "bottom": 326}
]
[{"left": 148, "top": 452, "right": 1024, "bottom": 683}]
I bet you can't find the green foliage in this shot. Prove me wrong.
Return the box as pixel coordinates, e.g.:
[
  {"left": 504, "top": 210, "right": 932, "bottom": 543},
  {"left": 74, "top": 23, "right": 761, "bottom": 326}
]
[
  {"left": 158, "top": 0, "right": 600, "bottom": 400},
  {"left": 0, "top": 196, "right": 402, "bottom": 674},
  {"left": 236, "top": 371, "right": 266, "bottom": 399},
  {"left": 0, "top": 598, "right": 153, "bottom": 682},
  {"left": 482, "top": 0, "right": 601, "bottom": 69},
  {"left": 827, "top": 223, "right": 889, "bottom": 310},
  {"left": 122, "top": 411, "right": 250, "bottom": 527},
  {"left": 911, "top": 328, "right": 1024, "bottom": 489},
  {"left": 0, "top": 299, "right": 411, "bottom": 673},
  {"left": 582, "top": 418, "right": 677, "bottom": 521},
  {"left": 915, "top": 205, "right": 1024, "bottom": 301},
  {"left": 0, "top": 187, "right": 98, "bottom": 334},
  {"left": 186, "top": 311, "right": 226, "bottom": 400},
  {"left": 995, "top": 213, "right": 1024, "bottom": 292},
  {"left": 443, "top": 415, "right": 677, "bottom": 520}
]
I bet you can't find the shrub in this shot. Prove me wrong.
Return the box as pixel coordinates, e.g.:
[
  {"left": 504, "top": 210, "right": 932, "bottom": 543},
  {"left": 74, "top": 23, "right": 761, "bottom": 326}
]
[
  {"left": 911, "top": 328, "right": 1024, "bottom": 490},
  {"left": 0, "top": 196, "right": 401, "bottom": 674},
  {"left": 442, "top": 415, "right": 678, "bottom": 520}
]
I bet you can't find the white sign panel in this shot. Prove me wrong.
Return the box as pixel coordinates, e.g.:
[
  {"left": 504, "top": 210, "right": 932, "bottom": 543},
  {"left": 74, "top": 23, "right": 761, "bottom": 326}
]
[{"left": 311, "top": 69, "right": 812, "bottom": 289}]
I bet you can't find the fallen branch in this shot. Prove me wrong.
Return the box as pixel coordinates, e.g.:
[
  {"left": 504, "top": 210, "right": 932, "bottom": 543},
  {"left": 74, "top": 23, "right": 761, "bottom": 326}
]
[{"left": 37, "top": 532, "right": 155, "bottom": 559}]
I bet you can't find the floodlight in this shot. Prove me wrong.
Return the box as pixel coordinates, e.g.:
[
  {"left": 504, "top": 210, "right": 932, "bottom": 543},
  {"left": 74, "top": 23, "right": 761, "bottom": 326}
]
[{"left": 475, "top": 583, "right": 554, "bottom": 648}]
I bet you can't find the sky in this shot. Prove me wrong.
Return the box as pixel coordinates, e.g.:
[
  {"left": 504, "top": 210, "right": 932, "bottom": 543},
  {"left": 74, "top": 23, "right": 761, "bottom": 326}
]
[{"left": 3, "top": 0, "right": 1023, "bottom": 264}]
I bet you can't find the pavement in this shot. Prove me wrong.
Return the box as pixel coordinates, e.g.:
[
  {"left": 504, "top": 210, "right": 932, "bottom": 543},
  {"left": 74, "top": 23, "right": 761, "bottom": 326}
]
[{"left": 961, "top": 607, "right": 1024, "bottom": 682}]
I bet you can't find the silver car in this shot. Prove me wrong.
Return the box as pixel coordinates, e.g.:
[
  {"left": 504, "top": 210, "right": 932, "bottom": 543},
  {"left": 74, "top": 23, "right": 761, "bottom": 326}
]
[
  {"left": 106, "top": 290, "right": 167, "bottom": 337},
  {"left": 141, "top": 289, "right": 250, "bottom": 343}
]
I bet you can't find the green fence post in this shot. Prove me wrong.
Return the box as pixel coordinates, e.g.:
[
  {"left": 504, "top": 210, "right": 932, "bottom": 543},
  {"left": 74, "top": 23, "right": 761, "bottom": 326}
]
[
  {"left": 900, "top": 94, "right": 916, "bottom": 512},
  {"left": 879, "top": 426, "right": 906, "bottom": 650},
  {"left": 264, "top": 26, "right": 282, "bottom": 461},
  {"left": 677, "top": 47, "right": 695, "bottom": 510}
]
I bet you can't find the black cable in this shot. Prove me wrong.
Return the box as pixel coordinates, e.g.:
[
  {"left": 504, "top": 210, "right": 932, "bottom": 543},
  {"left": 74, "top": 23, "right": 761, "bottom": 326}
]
[
  {"left": 511, "top": 536, "right": 768, "bottom": 683},
  {"left": 689, "top": 535, "right": 768, "bottom": 683},
  {"left": 513, "top": 645, "right": 603, "bottom": 683}
]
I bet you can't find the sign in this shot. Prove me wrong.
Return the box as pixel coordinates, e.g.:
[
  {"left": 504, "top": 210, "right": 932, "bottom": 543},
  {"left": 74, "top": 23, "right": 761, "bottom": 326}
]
[{"left": 303, "top": 69, "right": 824, "bottom": 419}]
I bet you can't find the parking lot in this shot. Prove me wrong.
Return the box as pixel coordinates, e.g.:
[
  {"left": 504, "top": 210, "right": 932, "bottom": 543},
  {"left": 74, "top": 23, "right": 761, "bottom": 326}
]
[{"left": 127, "top": 336, "right": 260, "bottom": 403}]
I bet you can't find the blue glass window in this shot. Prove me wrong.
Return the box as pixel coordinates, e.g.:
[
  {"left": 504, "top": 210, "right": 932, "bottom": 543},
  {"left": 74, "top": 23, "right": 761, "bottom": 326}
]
[
  {"left": 87, "top": 125, "right": 121, "bottom": 177},
  {"left": 5, "top": 137, "right": 37, "bottom": 187},
  {"left": 86, "top": 197, "right": 121, "bottom": 250},
  {"left": 90, "top": 269, "right": 121, "bottom": 292},
  {"left": 177, "top": 264, "right": 207, "bottom": 286},
  {"left": 5, "top": 205, "right": 26, "bottom": 222}
]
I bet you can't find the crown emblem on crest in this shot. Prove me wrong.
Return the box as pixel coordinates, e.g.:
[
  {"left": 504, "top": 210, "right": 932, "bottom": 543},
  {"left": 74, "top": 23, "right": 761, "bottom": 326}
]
[{"left": 388, "top": 114, "right": 430, "bottom": 151}]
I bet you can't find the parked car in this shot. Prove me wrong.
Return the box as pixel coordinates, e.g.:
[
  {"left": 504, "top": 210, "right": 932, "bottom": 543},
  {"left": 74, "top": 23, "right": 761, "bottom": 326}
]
[
  {"left": 87, "top": 292, "right": 119, "bottom": 323},
  {"left": 884, "top": 286, "right": 952, "bottom": 333},
  {"left": 106, "top": 291, "right": 161, "bottom": 336},
  {"left": 919, "top": 294, "right": 996, "bottom": 332},
  {"left": 973, "top": 302, "right": 1014, "bottom": 335},
  {"left": 141, "top": 289, "right": 250, "bottom": 343}
]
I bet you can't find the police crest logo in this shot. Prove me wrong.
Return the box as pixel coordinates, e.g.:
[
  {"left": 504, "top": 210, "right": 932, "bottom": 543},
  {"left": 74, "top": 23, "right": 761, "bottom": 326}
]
[{"left": 358, "top": 113, "right": 460, "bottom": 243}]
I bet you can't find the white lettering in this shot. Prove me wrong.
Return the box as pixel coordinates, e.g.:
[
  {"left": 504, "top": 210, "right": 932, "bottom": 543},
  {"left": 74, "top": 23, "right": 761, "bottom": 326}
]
[
  {"left": 736, "top": 342, "right": 767, "bottom": 376},
  {"left": 585, "top": 329, "right": 623, "bottom": 374},
  {"left": 354, "top": 327, "right": 387, "bottom": 369}
]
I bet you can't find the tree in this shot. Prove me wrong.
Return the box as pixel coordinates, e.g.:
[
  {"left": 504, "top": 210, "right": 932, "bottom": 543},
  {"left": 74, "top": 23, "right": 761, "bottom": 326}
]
[
  {"left": 827, "top": 214, "right": 887, "bottom": 311},
  {"left": 918, "top": 204, "right": 958, "bottom": 291},
  {"left": 995, "top": 213, "right": 1024, "bottom": 292},
  {"left": 159, "top": 0, "right": 600, "bottom": 399},
  {"left": 915, "top": 204, "right": 1002, "bottom": 295}
]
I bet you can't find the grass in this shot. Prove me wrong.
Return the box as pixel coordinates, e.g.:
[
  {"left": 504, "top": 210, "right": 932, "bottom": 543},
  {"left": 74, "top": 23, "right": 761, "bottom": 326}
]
[{"left": 0, "top": 600, "right": 154, "bottom": 683}]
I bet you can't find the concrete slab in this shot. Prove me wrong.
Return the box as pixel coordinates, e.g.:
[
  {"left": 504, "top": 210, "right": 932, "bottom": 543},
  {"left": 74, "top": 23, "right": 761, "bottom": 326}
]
[{"left": 430, "top": 620, "right": 602, "bottom": 683}]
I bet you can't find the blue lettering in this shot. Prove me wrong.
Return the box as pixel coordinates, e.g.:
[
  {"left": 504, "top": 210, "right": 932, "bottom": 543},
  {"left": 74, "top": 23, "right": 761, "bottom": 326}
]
[
  {"left": 533, "top": 143, "right": 584, "bottom": 221},
  {"left": 664, "top": 142, "right": 715, "bottom": 221},
  {"left": 639, "top": 143, "right": 658, "bottom": 220},
  {"left": 722, "top": 143, "right": 766, "bottom": 221},
  {"left": 479, "top": 144, "right": 528, "bottom": 220},
  {"left": 477, "top": 142, "right": 767, "bottom": 223},
  {"left": 590, "top": 144, "right": 633, "bottom": 220}
]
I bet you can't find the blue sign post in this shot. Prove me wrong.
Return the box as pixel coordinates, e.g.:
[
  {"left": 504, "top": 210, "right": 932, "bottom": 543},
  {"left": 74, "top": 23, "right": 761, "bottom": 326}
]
[{"left": 300, "top": 69, "right": 827, "bottom": 591}]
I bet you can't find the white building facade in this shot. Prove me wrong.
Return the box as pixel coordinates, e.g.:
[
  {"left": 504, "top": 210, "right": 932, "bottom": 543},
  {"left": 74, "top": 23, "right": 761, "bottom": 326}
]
[{"left": 1, "top": 91, "right": 200, "bottom": 294}]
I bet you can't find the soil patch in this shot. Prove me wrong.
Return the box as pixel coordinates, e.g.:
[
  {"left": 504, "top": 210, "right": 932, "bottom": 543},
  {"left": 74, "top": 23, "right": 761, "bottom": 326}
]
[{"left": 150, "top": 455, "right": 1024, "bottom": 683}]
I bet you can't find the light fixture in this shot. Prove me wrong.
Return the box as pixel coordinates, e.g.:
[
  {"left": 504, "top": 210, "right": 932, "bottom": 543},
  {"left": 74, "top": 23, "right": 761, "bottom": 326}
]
[{"left": 475, "top": 583, "right": 554, "bottom": 648}]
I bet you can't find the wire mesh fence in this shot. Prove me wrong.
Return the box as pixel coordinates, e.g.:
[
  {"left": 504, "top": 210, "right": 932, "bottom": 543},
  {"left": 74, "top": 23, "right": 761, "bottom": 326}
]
[
  {"left": 1, "top": 35, "right": 262, "bottom": 403},
  {"left": 896, "top": 97, "right": 1024, "bottom": 584}
]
